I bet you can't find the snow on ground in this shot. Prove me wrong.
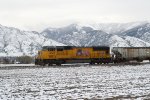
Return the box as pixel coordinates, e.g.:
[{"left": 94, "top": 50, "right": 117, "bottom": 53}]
[
  {"left": 0, "top": 64, "right": 35, "bottom": 67},
  {"left": 0, "top": 64, "right": 150, "bottom": 99}
]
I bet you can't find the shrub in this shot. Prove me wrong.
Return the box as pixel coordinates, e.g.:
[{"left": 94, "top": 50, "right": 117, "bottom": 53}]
[{"left": 16, "top": 56, "right": 33, "bottom": 64}]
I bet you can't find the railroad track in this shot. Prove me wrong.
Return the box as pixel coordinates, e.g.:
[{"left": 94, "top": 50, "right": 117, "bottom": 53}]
[{"left": 0, "top": 62, "right": 150, "bottom": 70}]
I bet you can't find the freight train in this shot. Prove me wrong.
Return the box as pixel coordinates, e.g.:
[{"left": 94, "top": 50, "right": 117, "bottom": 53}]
[{"left": 35, "top": 46, "right": 150, "bottom": 66}]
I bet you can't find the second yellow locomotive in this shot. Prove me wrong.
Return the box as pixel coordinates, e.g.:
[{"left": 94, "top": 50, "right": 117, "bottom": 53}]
[{"left": 35, "top": 46, "right": 111, "bottom": 66}]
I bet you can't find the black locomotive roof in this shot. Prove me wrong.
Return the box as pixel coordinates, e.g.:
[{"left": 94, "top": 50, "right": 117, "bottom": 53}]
[
  {"left": 42, "top": 46, "right": 75, "bottom": 50},
  {"left": 42, "top": 46, "right": 110, "bottom": 50}
]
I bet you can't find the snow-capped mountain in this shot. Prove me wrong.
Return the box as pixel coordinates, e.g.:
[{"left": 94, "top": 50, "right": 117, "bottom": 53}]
[
  {"left": 89, "top": 21, "right": 148, "bottom": 34},
  {"left": 42, "top": 24, "right": 112, "bottom": 46},
  {"left": 1, "top": 21, "right": 150, "bottom": 57},
  {"left": 121, "top": 23, "right": 150, "bottom": 43},
  {"left": 0, "top": 24, "right": 64, "bottom": 56},
  {"left": 109, "top": 35, "right": 150, "bottom": 47},
  {"left": 62, "top": 21, "right": 147, "bottom": 34},
  {"left": 41, "top": 22, "right": 150, "bottom": 47}
]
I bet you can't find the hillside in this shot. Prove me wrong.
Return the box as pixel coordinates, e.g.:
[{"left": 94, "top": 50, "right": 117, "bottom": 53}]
[
  {"left": 41, "top": 22, "right": 150, "bottom": 47},
  {"left": 0, "top": 25, "right": 64, "bottom": 56}
]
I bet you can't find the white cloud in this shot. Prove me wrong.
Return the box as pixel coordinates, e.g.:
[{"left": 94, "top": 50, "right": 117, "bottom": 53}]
[{"left": 0, "top": 0, "right": 150, "bottom": 32}]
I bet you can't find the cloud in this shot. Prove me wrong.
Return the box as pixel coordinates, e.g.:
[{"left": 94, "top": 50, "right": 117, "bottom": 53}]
[{"left": 0, "top": 0, "right": 150, "bottom": 32}]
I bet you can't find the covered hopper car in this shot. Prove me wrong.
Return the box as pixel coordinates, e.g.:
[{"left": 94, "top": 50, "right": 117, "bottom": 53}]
[
  {"left": 112, "top": 47, "right": 150, "bottom": 63},
  {"left": 35, "top": 46, "right": 112, "bottom": 66}
]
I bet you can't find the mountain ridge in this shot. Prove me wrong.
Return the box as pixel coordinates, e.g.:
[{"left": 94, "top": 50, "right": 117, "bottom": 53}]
[
  {"left": 41, "top": 22, "right": 150, "bottom": 47},
  {"left": 0, "top": 21, "right": 150, "bottom": 56},
  {"left": 0, "top": 25, "right": 64, "bottom": 56}
]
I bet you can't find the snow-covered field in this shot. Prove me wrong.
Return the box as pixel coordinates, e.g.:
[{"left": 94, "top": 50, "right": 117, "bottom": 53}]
[{"left": 0, "top": 64, "right": 150, "bottom": 99}]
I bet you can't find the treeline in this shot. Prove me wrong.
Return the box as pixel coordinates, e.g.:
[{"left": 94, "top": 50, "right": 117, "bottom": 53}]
[{"left": 0, "top": 56, "right": 34, "bottom": 64}]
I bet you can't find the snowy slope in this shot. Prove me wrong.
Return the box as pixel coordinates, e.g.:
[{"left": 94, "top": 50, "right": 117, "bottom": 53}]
[
  {"left": 108, "top": 35, "right": 130, "bottom": 47},
  {"left": 42, "top": 24, "right": 112, "bottom": 46},
  {"left": 109, "top": 35, "right": 150, "bottom": 47},
  {"left": 41, "top": 23, "right": 150, "bottom": 47},
  {"left": 68, "top": 21, "right": 148, "bottom": 34},
  {"left": 121, "top": 23, "right": 150, "bottom": 43},
  {"left": 0, "top": 25, "right": 64, "bottom": 56},
  {"left": 88, "top": 21, "right": 148, "bottom": 34}
]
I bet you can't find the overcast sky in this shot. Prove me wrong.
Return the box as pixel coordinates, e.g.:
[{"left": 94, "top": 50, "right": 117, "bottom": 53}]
[{"left": 0, "top": 0, "right": 150, "bottom": 32}]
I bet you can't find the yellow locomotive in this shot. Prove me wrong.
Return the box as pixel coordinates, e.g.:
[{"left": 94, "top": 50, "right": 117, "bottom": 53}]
[{"left": 35, "top": 46, "right": 111, "bottom": 66}]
